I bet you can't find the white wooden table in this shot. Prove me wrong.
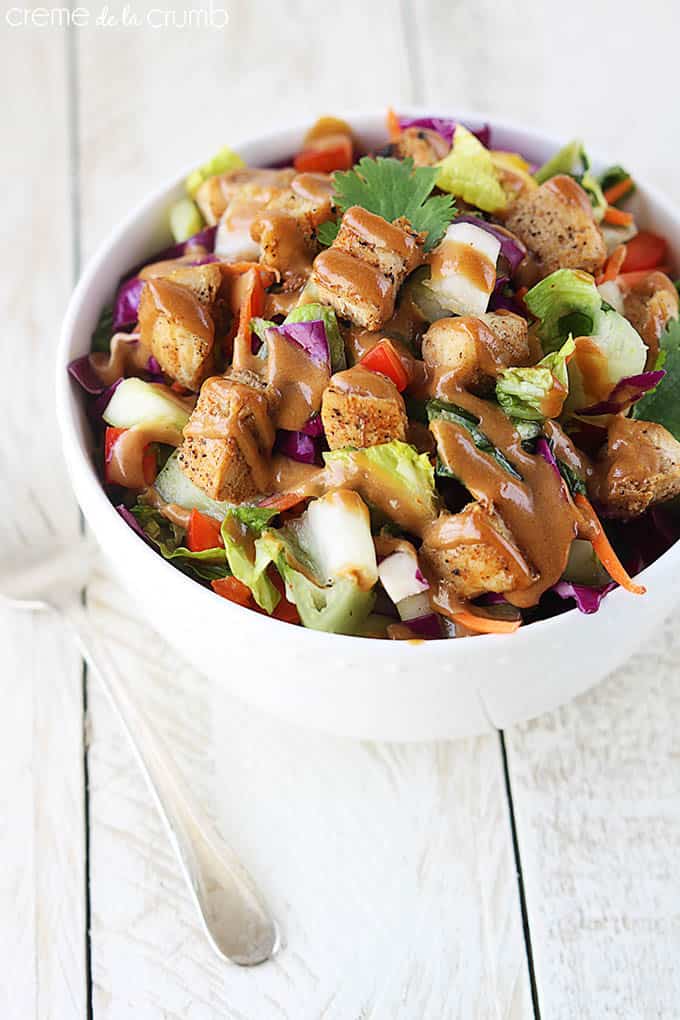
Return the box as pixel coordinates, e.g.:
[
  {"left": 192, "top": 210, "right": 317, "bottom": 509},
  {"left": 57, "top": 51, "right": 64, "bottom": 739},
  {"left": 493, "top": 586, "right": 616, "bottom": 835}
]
[{"left": 3, "top": 2, "right": 680, "bottom": 1016}]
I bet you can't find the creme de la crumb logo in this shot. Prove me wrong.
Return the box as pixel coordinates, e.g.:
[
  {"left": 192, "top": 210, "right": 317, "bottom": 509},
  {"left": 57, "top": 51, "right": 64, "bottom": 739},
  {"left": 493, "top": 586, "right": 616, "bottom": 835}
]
[{"left": 5, "top": 2, "right": 229, "bottom": 28}]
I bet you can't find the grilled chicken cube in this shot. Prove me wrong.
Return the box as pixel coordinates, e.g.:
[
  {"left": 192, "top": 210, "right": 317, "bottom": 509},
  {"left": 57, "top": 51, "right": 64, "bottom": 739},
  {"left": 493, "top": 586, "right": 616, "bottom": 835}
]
[
  {"left": 138, "top": 263, "right": 224, "bottom": 391},
  {"left": 321, "top": 365, "right": 408, "bottom": 450},
  {"left": 194, "top": 167, "right": 296, "bottom": 226},
  {"left": 378, "top": 126, "right": 451, "bottom": 167},
  {"left": 505, "top": 175, "right": 606, "bottom": 280},
  {"left": 310, "top": 206, "right": 425, "bottom": 330},
  {"left": 590, "top": 417, "right": 680, "bottom": 519},
  {"left": 177, "top": 371, "right": 275, "bottom": 502},
  {"left": 419, "top": 504, "right": 535, "bottom": 599},
  {"left": 622, "top": 270, "right": 679, "bottom": 355},
  {"left": 422, "top": 312, "right": 531, "bottom": 392}
]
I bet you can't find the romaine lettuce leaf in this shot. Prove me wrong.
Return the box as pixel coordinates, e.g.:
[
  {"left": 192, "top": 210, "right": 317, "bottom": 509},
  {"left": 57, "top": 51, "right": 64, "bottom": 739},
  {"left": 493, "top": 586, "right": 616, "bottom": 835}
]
[
  {"left": 632, "top": 318, "right": 680, "bottom": 440},
  {"left": 220, "top": 507, "right": 280, "bottom": 613},
  {"left": 130, "top": 504, "right": 229, "bottom": 582},
  {"left": 526, "top": 269, "right": 647, "bottom": 411},
  {"left": 436, "top": 126, "right": 507, "bottom": 213},
  {"left": 496, "top": 337, "right": 574, "bottom": 420},
  {"left": 323, "top": 441, "right": 438, "bottom": 532},
  {"left": 256, "top": 492, "right": 377, "bottom": 634},
  {"left": 185, "top": 145, "right": 245, "bottom": 198}
]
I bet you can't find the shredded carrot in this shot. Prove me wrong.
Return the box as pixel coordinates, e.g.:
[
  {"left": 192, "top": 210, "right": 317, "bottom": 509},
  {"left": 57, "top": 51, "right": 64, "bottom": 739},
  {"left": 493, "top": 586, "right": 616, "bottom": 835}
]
[
  {"left": 603, "top": 205, "right": 634, "bottom": 227},
  {"left": 257, "top": 492, "right": 306, "bottom": 512},
  {"left": 618, "top": 267, "right": 671, "bottom": 285},
  {"left": 603, "top": 177, "right": 634, "bottom": 205},
  {"left": 597, "top": 244, "right": 627, "bottom": 284},
  {"left": 386, "top": 106, "right": 401, "bottom": 142},
  {"left": 574, "top": 493, "right": 646, "bottom": 595},
  {"left": 453, "top": 609, "right": 521, "bottom": 635}
]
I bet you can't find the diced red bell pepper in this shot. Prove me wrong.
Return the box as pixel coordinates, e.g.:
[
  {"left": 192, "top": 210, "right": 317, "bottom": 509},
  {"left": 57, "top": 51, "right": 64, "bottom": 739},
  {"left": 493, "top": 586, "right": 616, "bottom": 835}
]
[
  {"left": 360, "top": 338, "right": 409, "bottom": 392},
  {"left": 104, "top": 426, "right": 157, "bottom": 486},
  {"left": 187, "top": 508, "right": 223, "bottom": 552},
  {"left": 268, "top": 569, "right": 301, "bottom": 624},
  {"left": 211, "top": 576, "right": 253, "bottom": 606},
  {"left": 294, "top": 137, "right": 353, "bottom": 174},
  {"left": 620, "top": 231, "right": 668, "bottom": 273}
]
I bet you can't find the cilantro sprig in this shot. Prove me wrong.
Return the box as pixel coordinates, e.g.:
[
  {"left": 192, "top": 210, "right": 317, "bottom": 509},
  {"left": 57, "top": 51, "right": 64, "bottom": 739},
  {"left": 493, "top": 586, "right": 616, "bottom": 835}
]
[
  {"left": 318, "top": 156, "right": 456, "bottom": 252},
  {"left": 632, "top": 317, "right": 680, "bottom": 439}
]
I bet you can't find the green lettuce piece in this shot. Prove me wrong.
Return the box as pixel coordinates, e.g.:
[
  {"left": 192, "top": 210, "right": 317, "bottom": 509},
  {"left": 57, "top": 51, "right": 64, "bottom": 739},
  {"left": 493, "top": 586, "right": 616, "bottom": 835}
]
[
  {"left": 220, "top": 507, "right": 280, "bottom": 613},
  {"left": 436, "top": 126, "right": 507, "bottom": 213},
  {"left": 285, "top": 302, "right": 346, "bottom": 371},
  {"left": 185, "top": 145, "right": 245, "bottom": 198},
  {"left": 427, "top": 400, "right": 521, "bottom": 479},
  {"left": 534, "top": 140, "right": 606, "bottom": 220},
  {"left": 250, "top": 317, "right": 275, "bottom": 344},
  {"left": 256, "top": 524, "right": 375, "bottom": 635},
  {"left": 91, "top": 303, "right": 114, "bottom": 354},
  {"left": 323, "top": 441, "right": 438, "bottom": 531},
  {"left": 130, "top": 505, "right": 228, "bottom": 582},
  {"left": 496, "top": 337, "right": 575, "bottom": 421},
  {"left": 633, "top": 318, "right": 680, "bottom": 439},
  {"left": 169, "top": 198, "right": 204, "bottom": 243},
  {"left": 534, "top": 139, "right": 584, "bottom": 184},
  {"left": 526, "top": 269, "right": 646, "bottom": 410},
  {"left": 525, "top": 269, "right": 602, "bottom": 353}
]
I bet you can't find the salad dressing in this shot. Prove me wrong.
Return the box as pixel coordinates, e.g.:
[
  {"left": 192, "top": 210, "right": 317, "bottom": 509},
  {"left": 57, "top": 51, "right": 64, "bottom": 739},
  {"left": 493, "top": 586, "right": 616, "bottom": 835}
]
[
  {"left": 428, "top": 241, "right": 496, "bottom": 293},
  {"left": 107, "top": 423, "right": 184, "bottom": 489},
  {"left": 430, "top": 388, "right": 579, "bottom": 606},
  {"left": 265, "top": 329, "right": 330, "bottom": 430},
  {"left": 90, "top": 333, "right": 149, "bottom": 386},
  {"left": 343, "top": 205, "right": 421, "bottom": 260},
  {"left": 572, "top": 336, "right": 611, "bottom": 403},
  {"left": 251, "top": 210, "right": 315, "bottom": 284},
  {"left": 138, "top": 250, "right": 211, "bottom": 281}
]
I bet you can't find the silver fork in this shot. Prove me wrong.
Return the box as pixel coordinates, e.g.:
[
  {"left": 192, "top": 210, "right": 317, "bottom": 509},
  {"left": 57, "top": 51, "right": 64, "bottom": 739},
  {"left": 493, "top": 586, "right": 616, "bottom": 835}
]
[{"left": 1, "top": 540, "right": 279, "bottom": 966}]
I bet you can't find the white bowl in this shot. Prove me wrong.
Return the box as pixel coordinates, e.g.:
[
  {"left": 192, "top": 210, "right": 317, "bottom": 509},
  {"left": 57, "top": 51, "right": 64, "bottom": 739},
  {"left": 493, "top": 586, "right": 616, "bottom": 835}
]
[{"left": 56, "top": 109, "right": 680, "bottom": 742}]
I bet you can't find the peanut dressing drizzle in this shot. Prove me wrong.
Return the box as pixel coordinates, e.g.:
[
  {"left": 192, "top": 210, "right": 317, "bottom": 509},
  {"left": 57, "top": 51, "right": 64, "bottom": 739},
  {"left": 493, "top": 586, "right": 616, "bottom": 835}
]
[
  {"left": 265, "top": 329, "right": 330, "bottom": 430},
  {"left": 143, "top": 278, "right": 214, "bottom": 342},
  {"left": 428, "top": 240, "right": 497, "bottom": 293},
  {"left": 428, "top": 387, "right": 579, "bottom": 607},
  {"left": 107, "top": 423, "right": 185, "bottom": 489},
  {"left": 89, "top": 333, "right": 149, "bottom": 386}
]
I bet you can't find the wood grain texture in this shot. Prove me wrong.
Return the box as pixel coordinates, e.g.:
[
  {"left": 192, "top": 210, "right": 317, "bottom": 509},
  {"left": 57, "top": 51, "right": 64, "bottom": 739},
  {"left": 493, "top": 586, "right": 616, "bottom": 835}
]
[
  {"left": 411, "top": 5, "right": 680, "bottom": 1015},
  {"left": 76, "top": 2, "right": 532, "bottom": 1016},
  {"left": 0, "top": 21, "right": 87, "bottom": 1020},
  {"left": 505, "top": 608, "right": 680, "bottom": 1019}
]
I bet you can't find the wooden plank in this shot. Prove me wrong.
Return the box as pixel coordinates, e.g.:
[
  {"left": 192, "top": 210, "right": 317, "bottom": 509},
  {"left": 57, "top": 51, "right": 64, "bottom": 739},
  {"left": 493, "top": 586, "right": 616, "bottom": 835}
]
[
  {"left": 0, "top": 20, "right": 87, "bottom": 1020},
  {"left": 505, "top": 608, "right": 680, "bottom": 1018},
  {"left": 411, "top": 3, "right": 680, "bottom": 1014},
  {"left": 76, "top": 2, "right": 531, "bottom": 1015}
]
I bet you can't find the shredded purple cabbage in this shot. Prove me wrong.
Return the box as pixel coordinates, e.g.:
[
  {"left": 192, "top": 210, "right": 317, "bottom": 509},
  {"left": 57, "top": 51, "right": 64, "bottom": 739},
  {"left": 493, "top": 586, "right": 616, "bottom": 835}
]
[
  {"left": 267, "top": 320, "right": 330, "bottom": 370},
  {"left": 397, "top": 116, "right": 491, "bottom": 148},
  {"left": 68, "top": 354, "right": 110, "bottom": 395},
  {"left": 113, "top": 225, "right": 219, "bottom": 331},
  {"left": 577, "top": 371, "right": 666, "bottom": 416},
  {"left": 115, "top": 504, "right": 154, "bottom": 547},
  {"left": 113, "top": 276, "right": 146, "bottom": 331},
  {"left": 535, "top": 437, "right": 561, "bottom": 480},
  {"left": 301, "top": 413, "right": 324, "bottom": 437},
  {"left": 276, "top": 429, "right": 322, "bottom": 465},
  {"left": 552, "top": 580, "right": 616, "bottom": 614},
  {"left": 407, "top": 613, "right": 442, "bottom": 638}
]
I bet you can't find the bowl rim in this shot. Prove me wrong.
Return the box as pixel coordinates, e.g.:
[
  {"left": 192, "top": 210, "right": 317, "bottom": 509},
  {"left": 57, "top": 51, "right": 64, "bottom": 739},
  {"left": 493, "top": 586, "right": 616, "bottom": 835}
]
[{"left": 55, "top": 106, "right": 680, "bottom": 654}]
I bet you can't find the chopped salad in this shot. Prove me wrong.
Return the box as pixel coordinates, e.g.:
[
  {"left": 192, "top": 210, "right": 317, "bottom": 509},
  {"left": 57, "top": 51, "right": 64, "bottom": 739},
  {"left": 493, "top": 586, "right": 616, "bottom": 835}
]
[{"left": 69, "top": 111, "right": 680, "bottom": 639}]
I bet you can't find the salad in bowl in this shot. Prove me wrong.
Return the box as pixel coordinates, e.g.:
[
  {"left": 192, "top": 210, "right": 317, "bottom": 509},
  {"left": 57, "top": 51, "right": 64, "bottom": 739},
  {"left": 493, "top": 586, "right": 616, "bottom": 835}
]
[{"left": 67, "top": 110, "right": 680, "bottom": 645}]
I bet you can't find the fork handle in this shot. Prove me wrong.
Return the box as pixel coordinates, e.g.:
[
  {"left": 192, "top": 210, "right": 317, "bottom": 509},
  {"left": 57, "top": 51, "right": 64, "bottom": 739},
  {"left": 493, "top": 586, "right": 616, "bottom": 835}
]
[{"left": 63, "top": 602, "right": 278, "bottom": 965}]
